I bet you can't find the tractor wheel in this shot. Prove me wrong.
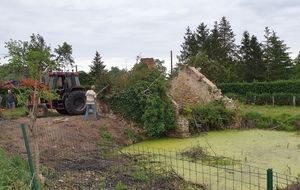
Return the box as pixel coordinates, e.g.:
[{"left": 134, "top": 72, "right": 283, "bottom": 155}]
[
  {"left": 34, "top": 104, "right": 48, "bottom": 118},
  {"left": 65, "top": 91, "right": 86, "bottom": 115},
  {"left": 37, "top": 105, "right": 48, "bottom": 118}
]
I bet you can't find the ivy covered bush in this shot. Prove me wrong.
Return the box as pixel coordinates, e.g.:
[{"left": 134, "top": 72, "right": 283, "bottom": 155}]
[{"left": 108, "top": 67, "right": 177, "bottom": 137}]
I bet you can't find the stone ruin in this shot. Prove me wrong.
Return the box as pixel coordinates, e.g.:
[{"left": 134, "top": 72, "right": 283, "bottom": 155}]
[{"left": 168, "top": 66, "right": 236, "bottom": 138}]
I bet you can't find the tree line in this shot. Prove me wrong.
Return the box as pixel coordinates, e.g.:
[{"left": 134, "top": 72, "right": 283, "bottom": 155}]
[{"left": 175, "top": 16, "right": 300, "bottom": 83}]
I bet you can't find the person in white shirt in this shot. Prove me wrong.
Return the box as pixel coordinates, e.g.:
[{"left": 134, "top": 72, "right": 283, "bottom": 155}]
[{"left": 85, "top": 85, "right": 97, "bottom": 121}]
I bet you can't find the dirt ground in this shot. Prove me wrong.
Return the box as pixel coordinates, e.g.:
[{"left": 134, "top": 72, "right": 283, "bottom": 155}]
[
  {"left": 0, "top": 114, "right": 201, "bottom": 189},
  {"left": 0, "top": 114, "right": 131, "bottom": 155}
]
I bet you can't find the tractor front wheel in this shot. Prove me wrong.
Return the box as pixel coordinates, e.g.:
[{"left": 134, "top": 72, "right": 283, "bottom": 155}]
[{"left": 27, "top": 104, "right": 48, "bottom": 118}]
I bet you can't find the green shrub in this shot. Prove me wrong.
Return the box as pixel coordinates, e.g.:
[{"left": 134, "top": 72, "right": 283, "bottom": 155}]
[
  {"left": 133, "top": 169, "right": 148, "bottom": 182},
  {"left": 100, "top": 126, "right": 115, "bottom": 142},
  {"left": 124, "top": 128, "right": 138, "bottom": 141},
  {"left": 115, "top": 181, "right": 128, "bottom": 190},
  {"left": 109, "top": 69, "right": 177, "bottom": 137},
  {"left": 187, "top": 101, "right": 238, "bottom": 132}
]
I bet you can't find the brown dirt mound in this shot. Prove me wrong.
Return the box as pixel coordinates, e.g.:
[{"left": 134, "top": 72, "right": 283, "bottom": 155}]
[{"left": 0, "top": 114, "right": 130, "bottom": 155}]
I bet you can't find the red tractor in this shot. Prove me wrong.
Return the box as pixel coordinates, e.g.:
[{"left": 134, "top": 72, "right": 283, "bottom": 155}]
[{"left": 1, "top": 71, "right": 86, "bottom": 118}]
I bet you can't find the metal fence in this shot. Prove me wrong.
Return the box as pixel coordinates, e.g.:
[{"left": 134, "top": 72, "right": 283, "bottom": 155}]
[
  {"left": 124, "top": 145, "right": 300, "bottom": 190},
  {"left": 18, "top": 123, "right": 300, "bottom": 189}
]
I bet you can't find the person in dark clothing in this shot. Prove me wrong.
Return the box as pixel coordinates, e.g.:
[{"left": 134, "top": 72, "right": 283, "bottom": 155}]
[
  {"left": 6, "top": 90, "right": 16, "bottom": 112},
  {"left": 59, "top": 78, "right": 69, "bottom": 98}
]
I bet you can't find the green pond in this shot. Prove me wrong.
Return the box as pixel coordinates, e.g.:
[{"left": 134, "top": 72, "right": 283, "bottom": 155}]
[{"left": 131, "top": 129, "right": 300, "bottom": 177}]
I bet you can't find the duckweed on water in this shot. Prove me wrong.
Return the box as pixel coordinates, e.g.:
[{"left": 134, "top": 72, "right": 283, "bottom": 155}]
[{"left": 133, "top": 129, "right": 300, "bottom": 176}]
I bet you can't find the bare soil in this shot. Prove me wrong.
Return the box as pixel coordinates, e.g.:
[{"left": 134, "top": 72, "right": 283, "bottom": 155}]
[
  {"left": 0, "top": 114, "right": 130, "bottom": 155},
  {"left": 0, "top": 114, "right": 199, "bottom": 189}
]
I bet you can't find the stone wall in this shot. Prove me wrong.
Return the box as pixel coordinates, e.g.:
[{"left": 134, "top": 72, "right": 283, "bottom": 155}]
[
  {"left": 169, "top": 66, "right": 224, "bottom": 104},
  {"left": 169, "top": 66, "right": 236, "bottom": 137}
]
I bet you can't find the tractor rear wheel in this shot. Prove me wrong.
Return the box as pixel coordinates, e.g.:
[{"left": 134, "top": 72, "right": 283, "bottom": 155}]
[{"left": 65, "top": 91, "right": 86, "bottom": 115}]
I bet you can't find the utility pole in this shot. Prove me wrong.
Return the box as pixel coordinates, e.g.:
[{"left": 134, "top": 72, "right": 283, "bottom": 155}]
[{"left": 170, "top": 50, "right": 173, "bottom": 74}]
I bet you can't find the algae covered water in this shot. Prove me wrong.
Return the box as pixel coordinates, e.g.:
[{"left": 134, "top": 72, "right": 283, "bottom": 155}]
[{"left": 132, "top": 129, "right": 300, "bottom": 176}]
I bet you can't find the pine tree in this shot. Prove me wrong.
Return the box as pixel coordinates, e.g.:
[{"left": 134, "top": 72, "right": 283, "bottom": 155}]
[
  {"left": 262, "top": 27, "right": 292, "bottom": 81},
  {"left": 217, "top": 16, "right": 237, "bottom": 62},
  {"left": 207, "top": 21, "right": 221, "bottom": 61},
  {"left": 238, "top": 31, "right": 265, "bottom": 82},
  {"left": 195, "top": 22, "right": 210, "bottom": 54},
  {"left": 177, "top": 26, "right": 198, "bottom": 63},
  {"left": 89, "top": 51, "right": 106, "bottom": 77},
  {"left": 207, "top": 17, "right": 238, "bottom": 82},
  {"left": 290, "top": 52, "right": 300, "bottom": 79},
  {"left": 89, "top": 51, "right": 109, "bottom": 90}
]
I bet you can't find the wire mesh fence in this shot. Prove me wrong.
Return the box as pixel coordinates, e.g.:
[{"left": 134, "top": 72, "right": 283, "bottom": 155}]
[
  {"left": 123, "top": 145, "right": 300, "bottom": 189},
  {"left": 12, "top": 124, "right": 300, "bottom": 189}
]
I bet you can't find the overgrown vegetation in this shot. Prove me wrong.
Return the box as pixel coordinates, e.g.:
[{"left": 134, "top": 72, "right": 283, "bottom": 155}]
[
  {"left": 109, "top": 67, "right": 177, "bottom": 137},
  {"left": 181, "top": 144, "right": 239, "bottom": 166},
  {"left": 240, "top": 105, "right": 300, "bottom": 131},
  {"left": 34, "top": 142, "right": 205, "bottom": 189},
  {"left": 183, "top": 101, "right": 238, "bottom": 133},
  {"left": 0, "top": 148, "right": 32, "bottom": 189}
]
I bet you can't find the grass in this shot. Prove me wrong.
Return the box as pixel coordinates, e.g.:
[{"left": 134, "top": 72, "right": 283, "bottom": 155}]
[
  {"left": 240, "top": 104, "right": 300, "bottom": 116},
  {"left": 2, "top": 107, "right": 61, "bottom": 118},
  {"left": 239, "top": 104, "right": 300, "bottom": 131},
  {"left": 0, "top": 148, "right": 32, "bottom": 189},
  {"left": 2, "top": 107, "right": 27, "bottom": 117}
]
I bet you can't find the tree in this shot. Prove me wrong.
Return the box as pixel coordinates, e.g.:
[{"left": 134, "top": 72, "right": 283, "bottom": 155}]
[
  {"left": 195, "top": 22, "right": 210, "bottom": 54},
  {"left": 217, "top": 16, "right": 237, "bottom": 62},
  {"left": 54, "top": 42, "right": 75, "bottom": 70},
  {"left": 3, "top": 33, "right": 58, "bottom": 182},
  {"left": 207, "top": 21, "right": 221, "bottom": 61},
  {"left": 4, "top": 34, "right": 56, "bottom": 126},
  {"left": 186, "top": 53, "right": 232, "bottom": 83},
  {"left": 89, "top": 51, "right": 108, "bottom": 88},
  {"left": 238, "top": 31, "right": 265, "bottom": 82},
  {"left": 177, "top": 26, "right": 198, "bottom": 63},
  {"left": 89, "top": 51, "right": 106, "bottom": 77},
  {"left": 107, "top": 66, "right": 129, "bottom": 88},
  {"left": 289, "top": 52, "right": 300, "bottom": 79},
  {"left": 262, "top": 27, "right": 292, "bottom": 81},
  {"left": 78, "top": 70, "right": 92, "bottom": 88}
]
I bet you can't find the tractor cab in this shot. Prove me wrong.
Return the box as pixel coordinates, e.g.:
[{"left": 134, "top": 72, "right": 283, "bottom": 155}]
[{"left": 47, "top": 72, "right": 81, "bottom": 89}]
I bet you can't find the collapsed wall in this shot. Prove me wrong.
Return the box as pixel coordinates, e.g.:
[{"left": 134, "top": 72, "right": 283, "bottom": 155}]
[
  {"left": 168, "top": 66, "right": 236, "bottom": 137},
  {"left": 169, "top": 66, "right": 235, "bottom": 106}
]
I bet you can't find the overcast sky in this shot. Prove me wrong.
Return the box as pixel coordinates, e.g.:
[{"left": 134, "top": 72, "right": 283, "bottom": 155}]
[{"left": 1, "top": 0, "right": 300, "bottom": 73}]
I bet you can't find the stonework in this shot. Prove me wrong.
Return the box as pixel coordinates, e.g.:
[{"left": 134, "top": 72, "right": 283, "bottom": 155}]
[
  {"left": 169, "top": 66, "right": 236, "bottom": 137},
  {"left": 168, "top": 116, "right": 190, "bottom": 138},
  {"left": 169, "top": 66, "right": 225, "bottom": 104},
  {"left": 140, "top": 58, "right": 155, "bottom": 70}
]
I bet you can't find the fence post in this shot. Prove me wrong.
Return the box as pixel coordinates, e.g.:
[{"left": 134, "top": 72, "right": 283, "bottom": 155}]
[
  {"left": 21, "top": 123, "right": 39, "bottom": 190},
  {"left": 293, "top": 96, "right": 296, "bottom": 106},
  {"left": 267, "top": 168, "right": 273, "bottom": 190}
]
